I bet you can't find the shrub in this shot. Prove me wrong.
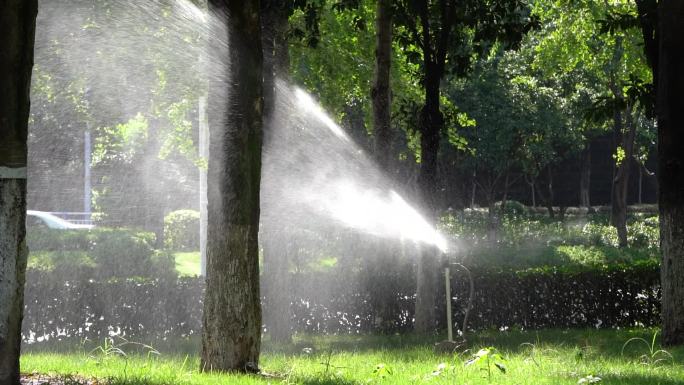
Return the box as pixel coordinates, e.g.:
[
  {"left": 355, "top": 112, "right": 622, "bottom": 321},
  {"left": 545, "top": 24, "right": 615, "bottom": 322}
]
[
  {"left": 90, "top": 228, "right": 159, "bottom": 278},
  {"left": 27, "top": 228, "right": 93, "bottom": 251},
  {"left": 164, "top": 210, "right": 199, "bottom": 251},
  {"left": 27, "top": 227, "right": 174, "bottom": 279},
  {"left": 498, "top": 200, "right": 528, "bottom": 218}
]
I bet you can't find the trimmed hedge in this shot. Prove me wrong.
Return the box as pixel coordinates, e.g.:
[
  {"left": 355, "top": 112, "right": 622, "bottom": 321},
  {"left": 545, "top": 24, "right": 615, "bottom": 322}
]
[{"left": 22, "top": 261, "right": 660, "bottom": 341}]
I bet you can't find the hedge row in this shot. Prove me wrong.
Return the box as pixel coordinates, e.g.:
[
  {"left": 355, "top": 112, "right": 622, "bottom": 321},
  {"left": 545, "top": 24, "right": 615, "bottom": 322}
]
[{"left": 22, "top": 261, "right": 660, "bottom": 342}]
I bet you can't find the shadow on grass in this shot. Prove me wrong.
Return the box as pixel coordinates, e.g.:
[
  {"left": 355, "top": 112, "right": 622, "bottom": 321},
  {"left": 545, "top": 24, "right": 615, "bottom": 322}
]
[{"left": 599, "top": 373, "right": 684, "bottom": 385}]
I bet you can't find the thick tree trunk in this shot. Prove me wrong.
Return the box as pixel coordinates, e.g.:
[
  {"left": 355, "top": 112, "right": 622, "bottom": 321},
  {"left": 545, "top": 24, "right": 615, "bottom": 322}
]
[
  {"left": 414, "top": 73, "right": 442, "bottom": 334},
  {"left": 0, "top": 182, "right": 27, "bottom": 385},
  {"left": 372, "top": 0, "right": 393, "bottom": 171},
  {"left": 579, "top": 143, "right": 591, "bottom": 208},
  {"left": 658, "top": 0, "right": 684, "bottom": 347},
  {"left": 0, "top": 1, "right": 37, "bottom": 384},
  {"left": 261, "top": 1, "right": 293, "bottom": 345},
  {"left": 201, "top": 0, "right": 263, "bottom": 373}
]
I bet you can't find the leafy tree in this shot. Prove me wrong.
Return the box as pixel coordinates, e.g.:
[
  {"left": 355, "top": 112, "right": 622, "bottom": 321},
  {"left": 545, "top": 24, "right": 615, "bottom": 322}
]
[
  {"left": 532, "top": 0, "right": 652, "bottom": 245},
  {"left": 392, "top": 0, "right": 532, "bottom": 332},
  {"left": 452, "top": 47, "right": 573, "bottom": 228},
  {"left": 0, "top": 1, "right": 38, "bottom": 384}
]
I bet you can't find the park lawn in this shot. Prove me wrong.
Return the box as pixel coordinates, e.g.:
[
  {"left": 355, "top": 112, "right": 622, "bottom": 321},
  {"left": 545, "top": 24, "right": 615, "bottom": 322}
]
[
  {"left": 173, "top": 251, "right": 200, "bottom": 277},
  {"left": 22, "top": 329, "right": 684, "bottom": 385}
]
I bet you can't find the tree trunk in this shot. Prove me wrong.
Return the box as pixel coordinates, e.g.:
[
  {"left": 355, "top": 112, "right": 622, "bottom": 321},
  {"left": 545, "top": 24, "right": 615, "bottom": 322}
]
[
  {"left": 611, "top": 106, "right": 636, "bottom": 248},
  {"left": 370, "top": 1, "right": 396, "bottom": 332},
  {"left": 579, "top": 143, "right": 591, "bottom": 208},
  {"left": 658, "top": 0, "right": 684, "bottom": 347},
  {"left": 261, "top": 0, "right": 293, "bottom": 345},
  {"left": 414, "top": 71, "right": 443, "bottom": 334},
  {"left": 470, "top": 170, "right": 477, "bottom": 208},
  {"left": 201, "top": 0, "right": 263, "bottom": 373},
  {"left": 261, "top": 228, "right": 292, "bottom": 343},
  {"left": 372, "top": 0, "right": 393, "bottom": 171},
  {"left": 486, "top": 189, "right": 499, "bottom": 244},
  {"left": 638, "top": 163, "right": 643, "bottom": 205},
  {"left": 0, "top": 1, "right": 37, "bottom": 384},
  {"left": 535, "top": 166, "right": 555, "bottom": 219}
]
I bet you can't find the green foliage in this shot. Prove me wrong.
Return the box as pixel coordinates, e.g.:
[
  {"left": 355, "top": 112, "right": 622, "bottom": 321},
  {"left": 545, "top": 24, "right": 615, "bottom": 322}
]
[
  {"left": 440, "top": 210, "right": 660, "bottom": 269},
  {"left": 163, "top": 210, "right": 200, "bottom": 251},
  {"left": 27, "top": 227, "right": 175, "bottom": 279},
  {"left": 27, "top": 229, "right": 94, "bottom": 251}
]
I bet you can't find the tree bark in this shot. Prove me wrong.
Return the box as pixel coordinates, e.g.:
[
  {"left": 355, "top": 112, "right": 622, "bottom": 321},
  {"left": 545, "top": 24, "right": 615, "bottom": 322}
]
[
  {"left": 201, "top": 0, "right": 263, "bottom": 373},
  {"left": 372, "top": 0, "right": 393, "bottom": 171},
  {"left": 0, "top": 1, "right": 37, "bottom": 384},
  {"left": 579, "top": 143, "right": 591, "bottom": 208},
  {"left": 658, "top": 0, "right": 684, "bottom": 346}
]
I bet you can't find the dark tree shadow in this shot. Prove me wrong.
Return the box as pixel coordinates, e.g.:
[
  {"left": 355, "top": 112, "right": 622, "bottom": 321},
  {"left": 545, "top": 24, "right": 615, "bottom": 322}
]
[{"left": 599, "top": 373, "right": 684, "bottom": 385}]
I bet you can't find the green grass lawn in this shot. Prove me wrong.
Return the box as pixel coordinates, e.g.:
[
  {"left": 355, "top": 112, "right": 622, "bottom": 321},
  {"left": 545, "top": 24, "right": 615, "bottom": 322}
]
[
  {"left": 22, "top": 329, "right": 684, "bottom": 385},
  {"left": 173, "top": 251, "right": 200, "bottom": 276}
]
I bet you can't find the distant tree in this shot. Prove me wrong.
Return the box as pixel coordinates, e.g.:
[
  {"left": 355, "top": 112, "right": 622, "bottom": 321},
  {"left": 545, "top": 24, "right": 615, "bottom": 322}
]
[
  {"left": 372, "top": 0, "right": 393, "bottom": 171},
  {"left": 0, "top": 1, "right": 38, "bottom": 384},
  {"left": 453, "top": 48, "right": 572, "bottom": 225},
  {"left": 200, "top": 0, "right": 264, "bottom": 373},
  {"left": 393, "top": 0, "right": 532, "bottom": 333},
  {"left": 532, "top": 0, "right": 652, "bottom": 244},
  {"left": 261, "top": 0, "right": 295, "bottom": 345}
]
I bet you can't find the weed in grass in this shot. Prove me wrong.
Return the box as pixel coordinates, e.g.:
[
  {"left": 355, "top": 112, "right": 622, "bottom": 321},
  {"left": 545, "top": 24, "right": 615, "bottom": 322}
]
[
  {"left": 621, "top": 331, "right": 674, "bottom": 367},
  {"left": 371, "top": 363, "right": 393, "bottom": 378},
  {"left": 465, "top": 347, "right": 507, "bottom": 382}
]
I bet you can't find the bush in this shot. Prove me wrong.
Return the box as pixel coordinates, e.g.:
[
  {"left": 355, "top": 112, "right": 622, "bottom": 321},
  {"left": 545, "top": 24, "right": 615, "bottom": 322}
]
[
  {"left": 497, "top": 200, "right": 528, "bottom": 217},
  {"left": 164, "top": 210, "right": 199, "bottom": 251},
  {"left": 27, "top": 228, "right": 93, "bottom": 251},
  {"left": 90, "top": 228, "right": 159, "bottom": 278},
  {"left": 27, "top": 227, "right": 174, "bottom": 279}
]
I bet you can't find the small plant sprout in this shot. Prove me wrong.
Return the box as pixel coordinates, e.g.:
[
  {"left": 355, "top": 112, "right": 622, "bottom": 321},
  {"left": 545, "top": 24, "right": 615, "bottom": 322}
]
[
  {"left": 621, "top": 331, "right": 674, "bottom": 367},
  {"left": 465, "top": 347, "right": 507, "bottom": 381},
  {"left": 319, "top": 350, "right": 348, "bottom": 375},
  {"left": 371, "top": 363, "right": 393, "bottom": 379}
]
